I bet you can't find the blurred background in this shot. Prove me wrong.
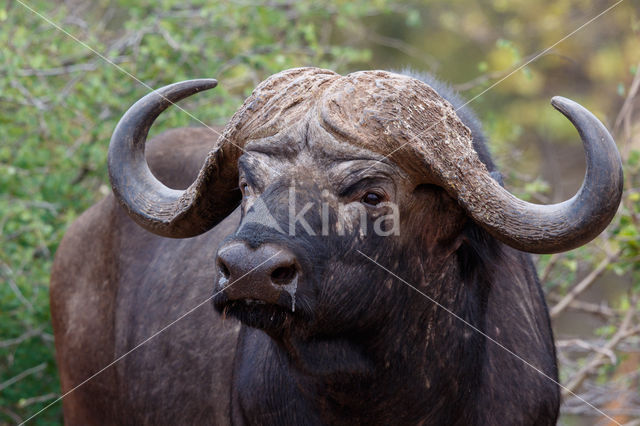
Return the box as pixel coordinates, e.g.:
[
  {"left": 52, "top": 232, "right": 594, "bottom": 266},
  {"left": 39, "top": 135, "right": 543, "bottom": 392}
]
[{"left": 1, "top": 0, "right": 639, "bottom": 424}]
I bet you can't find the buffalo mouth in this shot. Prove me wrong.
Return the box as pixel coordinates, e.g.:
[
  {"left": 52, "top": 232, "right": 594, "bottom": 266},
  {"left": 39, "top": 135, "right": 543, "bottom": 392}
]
[{"left": 212, "top": 292, "right": 296, "bottom": 332}]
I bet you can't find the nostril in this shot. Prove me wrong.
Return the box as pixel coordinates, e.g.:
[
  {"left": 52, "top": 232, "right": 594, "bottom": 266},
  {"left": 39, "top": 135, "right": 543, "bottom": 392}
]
[
  {"left": 270, "top": 264, "right": 297, "bottom": 285},
  {"left": 217, "top": 260, "right": 230, "bottom": 280}
]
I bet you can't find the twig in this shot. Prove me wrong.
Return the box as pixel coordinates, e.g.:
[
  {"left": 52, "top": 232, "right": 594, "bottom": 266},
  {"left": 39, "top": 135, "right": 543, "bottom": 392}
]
[
  {"left": 0, "top": 328, "right": 43, "bottom": 349},
  {"left": 0, "top": 407, "right": 23, "bottom": 424},
  {"left": 550, "top": 253, "right": 619, "bottom": 318},
  {"left": 1, "top": 262, "right": 34, "bottom": 311},
  {"left": 18, "top": 393, "right": 58, "bottom": 407},
  {"left": 0, "top": 363, "right": 47, "bottom": 392},
  {"left": 16, "top": 60, "right": 121, "bottom": 77},
  {"left": 556, "top": 339, "right": 617, "bottom": 364},
  {"left": 364, "top": 32, "right": 440, "bottom": 71},
  {"left": 613, "top": 60, "right": 640, "bottom": 136},
  {"left": 540, "top": 252, "right": 562, "bottom": 284},
  {"left": 9, "top": 79, "right": 49, "bottom": 111},
  {"left": 547, "top": 294, "right": 616, "bottom": 318},
  {"left": 156, "top": 24, "right": 180, "bottom": 50},
  {"left": 563, "top": 307, "right": 640, "bottom": 396}
]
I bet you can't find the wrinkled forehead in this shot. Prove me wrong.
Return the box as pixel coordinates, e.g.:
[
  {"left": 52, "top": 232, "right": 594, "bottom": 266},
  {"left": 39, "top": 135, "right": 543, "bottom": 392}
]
[
  {"left": 222, "top": 67, "right": 472, "bottom": 177},
  {"left": 242, "top": 113, "right": 392, "bottom": 161}
]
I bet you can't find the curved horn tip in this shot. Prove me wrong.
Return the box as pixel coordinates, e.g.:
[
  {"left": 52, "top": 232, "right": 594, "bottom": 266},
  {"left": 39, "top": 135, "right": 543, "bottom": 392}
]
[
  {"left": 550, "top": 95, "right": 572, "bottom": 110},
  {"left": 164, "top": 78, "right": 218, "bottom": 93},
  {"left": 550, "top": 96, "right": 592, "bottom": 120},
  {"left": 191, "top": 78, "right": 218, "bottom": 90}
]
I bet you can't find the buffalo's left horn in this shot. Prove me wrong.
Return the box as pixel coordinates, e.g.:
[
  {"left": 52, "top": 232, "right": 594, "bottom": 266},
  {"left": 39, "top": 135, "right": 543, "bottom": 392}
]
[
  {"left": 450, "top": 96, "right": 623, "bottom": 254},
  {"left": 108, "top": 80, "right": 241, "bottom": 238}
]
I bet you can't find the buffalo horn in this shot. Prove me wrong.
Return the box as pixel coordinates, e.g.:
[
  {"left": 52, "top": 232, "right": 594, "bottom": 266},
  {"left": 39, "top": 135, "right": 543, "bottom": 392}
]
[
  {"left": 454, "top": 96, "right": 623, "bottom": 253},
  {"left": 108, "top": 80, "right": 241, "bottom": 238}
]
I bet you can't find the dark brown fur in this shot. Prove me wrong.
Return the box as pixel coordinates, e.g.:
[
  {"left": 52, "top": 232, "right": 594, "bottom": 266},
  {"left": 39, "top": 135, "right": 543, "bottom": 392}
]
[{"left": 52, "top": 128, "right": 241, "bottom": 424}]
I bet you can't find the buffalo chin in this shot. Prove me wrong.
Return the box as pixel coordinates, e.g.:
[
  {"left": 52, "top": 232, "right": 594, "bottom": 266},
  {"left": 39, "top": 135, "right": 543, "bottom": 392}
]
[{"left": 213, "top": 295, "right": 292, "bottom": 332}]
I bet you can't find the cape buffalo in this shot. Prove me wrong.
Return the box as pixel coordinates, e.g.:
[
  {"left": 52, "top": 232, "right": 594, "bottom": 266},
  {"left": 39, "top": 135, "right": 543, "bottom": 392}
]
[{"left": 51, "top": 67, "right": 623, "bottom": 425}]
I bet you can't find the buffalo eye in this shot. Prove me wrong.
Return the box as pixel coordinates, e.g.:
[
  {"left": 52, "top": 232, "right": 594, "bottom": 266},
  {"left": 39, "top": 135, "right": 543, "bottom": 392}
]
[{"left": 361, "top": 192, "right": 384, "bottom": 206}]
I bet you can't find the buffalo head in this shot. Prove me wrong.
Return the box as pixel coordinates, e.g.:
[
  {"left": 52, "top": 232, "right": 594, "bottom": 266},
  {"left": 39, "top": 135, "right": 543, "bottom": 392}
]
[{"left": 107, "top": 67, "right": 622, "bottom": 339}]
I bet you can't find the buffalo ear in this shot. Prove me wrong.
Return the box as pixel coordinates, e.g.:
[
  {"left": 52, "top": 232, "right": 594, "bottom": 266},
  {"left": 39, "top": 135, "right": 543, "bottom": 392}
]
[{"left": 412, "top": 184, "right": 468, "bottom": 263}]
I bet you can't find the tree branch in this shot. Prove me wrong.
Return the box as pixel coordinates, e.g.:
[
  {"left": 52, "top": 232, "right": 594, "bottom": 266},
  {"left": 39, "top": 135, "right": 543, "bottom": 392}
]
[
  {"left": 0, "top": 328, "right": 43, "bottom": 349},
  {"left": 562, "top": 306, "right": 640, "bottom": 396},
  {"left": 0, "top": 363, "right": 47, "bottom": 392},
  {"left": 550, "top": 253, "right": 619, "bottom": 318}
]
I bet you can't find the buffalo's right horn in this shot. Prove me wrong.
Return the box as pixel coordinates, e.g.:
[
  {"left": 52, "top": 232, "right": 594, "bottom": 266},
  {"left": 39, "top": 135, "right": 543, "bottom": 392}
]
[
  {"left": 108, "top": 80, "right": 241, "bottom": 238},
  {"left": 448, "top": 97, "right": 623, "bottom": 254}
]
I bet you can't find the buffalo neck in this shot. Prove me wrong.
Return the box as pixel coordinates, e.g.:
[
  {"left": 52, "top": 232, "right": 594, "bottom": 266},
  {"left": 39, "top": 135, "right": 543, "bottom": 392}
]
[{"left": 231, "top": 257, "right": 490, "bottom": 425}]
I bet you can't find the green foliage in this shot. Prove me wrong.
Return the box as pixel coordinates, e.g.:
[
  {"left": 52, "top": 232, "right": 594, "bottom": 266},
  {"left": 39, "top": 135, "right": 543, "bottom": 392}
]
[
  {"left": 610, "top": 149, "right": 640, "bottom": 286},
  {"left": 0, "top": 1, "right": 416, "bottom": 423}
]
